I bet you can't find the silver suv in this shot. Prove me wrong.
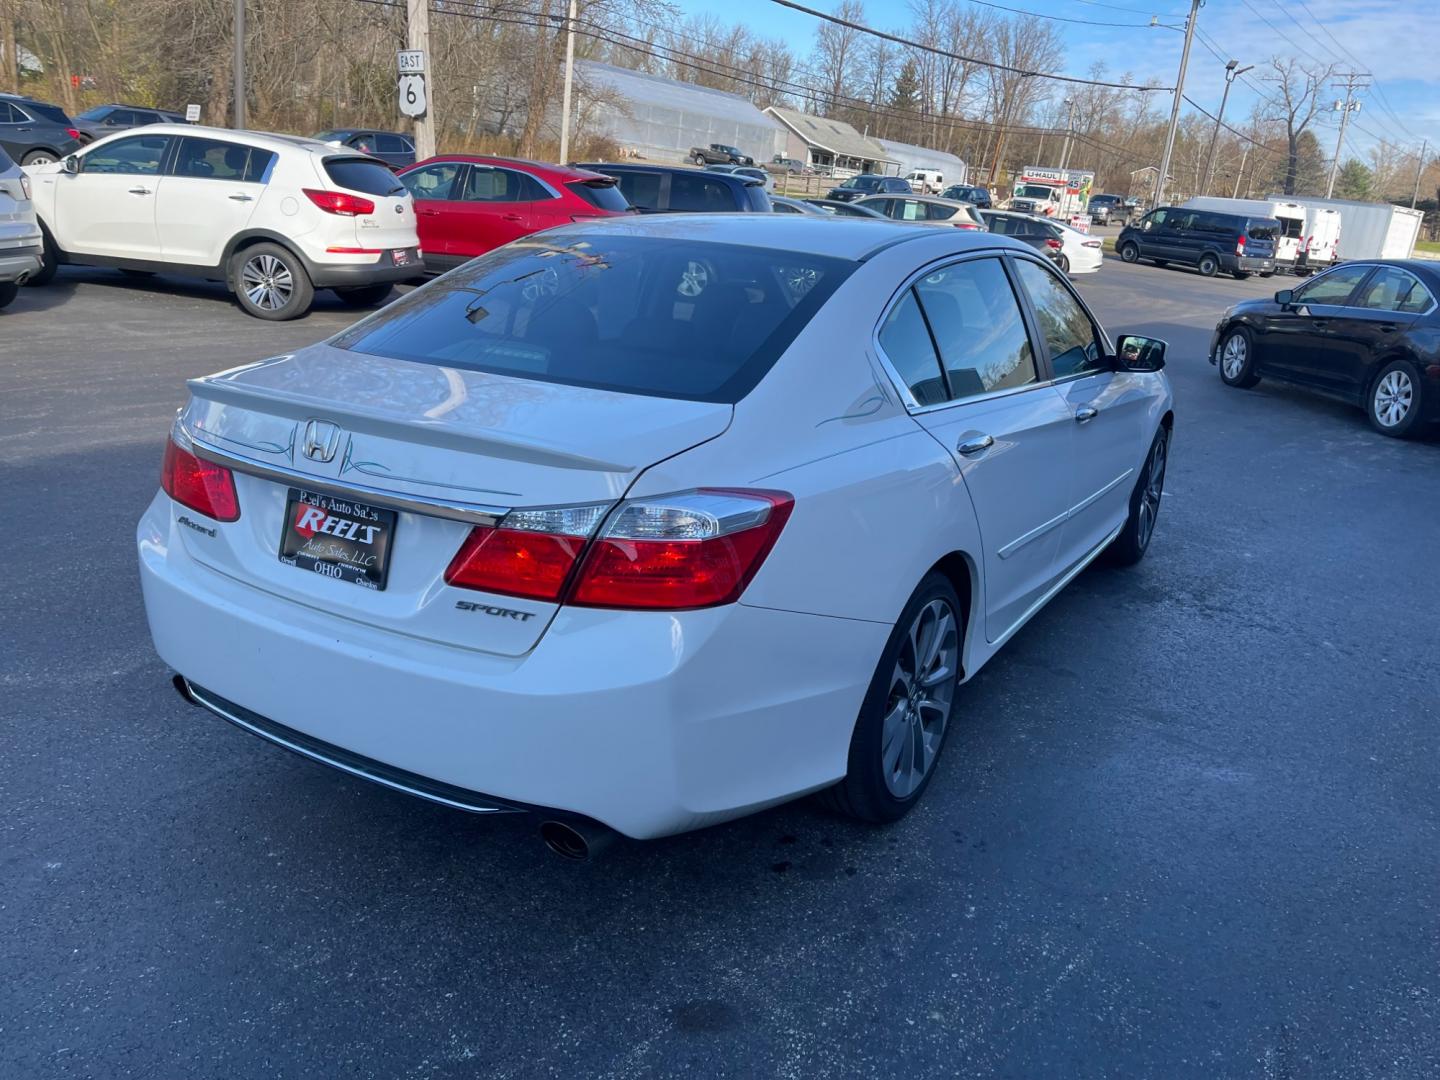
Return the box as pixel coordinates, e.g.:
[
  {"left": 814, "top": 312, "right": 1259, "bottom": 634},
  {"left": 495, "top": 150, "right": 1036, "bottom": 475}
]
[{"left": 0, "top": 145, "right": 43, "bottom": 309}]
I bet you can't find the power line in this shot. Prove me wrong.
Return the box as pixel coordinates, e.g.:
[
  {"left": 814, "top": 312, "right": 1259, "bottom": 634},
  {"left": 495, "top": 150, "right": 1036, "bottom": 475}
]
[
  {"left": 767, "top": 0, "right": 1172, "bottom": 91},
  {"left": 1074, "top": 0, "right": 1188, "bottom": 14},
  {"left": 1290, "top": 0, "right": 1415, "bottom": 141},
  {"left": 952, "top": 0, "right": 1161, "bottom": 29}
]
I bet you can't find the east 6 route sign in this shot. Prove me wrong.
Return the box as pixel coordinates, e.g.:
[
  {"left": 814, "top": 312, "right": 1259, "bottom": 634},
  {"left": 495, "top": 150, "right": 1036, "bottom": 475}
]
[{"left": 397, "top": 50, "right": 427, "bottom": 119}]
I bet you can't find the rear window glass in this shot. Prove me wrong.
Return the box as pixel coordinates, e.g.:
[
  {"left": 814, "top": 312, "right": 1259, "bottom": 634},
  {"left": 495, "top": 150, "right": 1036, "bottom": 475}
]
[
  {"left": 745, "top": 184, "right": 773, "bottom": 212},
  {"left": 568, "top": 179, "right": 629, "bottom": 212},
  {"left": 1279, "top": 217, "right": 1304, "bottom": 238},
  {"left": 1246, "top": 218, "right": 1281, "bottom": 240},
  {"left": 331, "top": 233, "right": 854, "bottom": 403},
  {"left": 609, "top": 170, "right": 661, "bottom": 210},
  {"left": 323, "top": 157, "right": 404, "bottom": 196},
  {"left": 26, "top": 101, "right": 73, "bottom": 125},
  {"left": 76, "top": 106, "right": 110, "bottom": 121},
  {"left": 669, "top": 172, "right": 738, "bottom": 212}
]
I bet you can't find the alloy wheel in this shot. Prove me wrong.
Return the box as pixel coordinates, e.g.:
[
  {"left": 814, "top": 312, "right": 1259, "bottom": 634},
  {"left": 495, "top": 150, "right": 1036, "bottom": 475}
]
[
  {"left": 240, "top": 254, "right": 294, "bottom": 311},
  {"left": 1221, "top": 333, "right": 1247, "bottom": 380},
  {"left": 880, "top": 598, "right": 959, "bottom": 799},
  {"left": 1373, "top": 369, "right": 1413, "bottom": 428},
  {"left": 1136, "top": 433, "right": 1168, "bottom": 550}
]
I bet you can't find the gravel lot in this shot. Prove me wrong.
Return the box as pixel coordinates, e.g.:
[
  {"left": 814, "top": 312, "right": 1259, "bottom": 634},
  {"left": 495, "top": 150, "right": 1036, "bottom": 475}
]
[{"left": 2, "top": 259, "right": 1436, "bottom": 1079}]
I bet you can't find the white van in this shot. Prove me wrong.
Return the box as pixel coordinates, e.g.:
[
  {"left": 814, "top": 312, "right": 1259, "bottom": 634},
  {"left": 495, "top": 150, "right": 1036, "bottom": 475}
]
[
  {"left": 1297, "top": 207, "right": 1341, "bottom": 274},
  {"left": 906, "top": 169, "right": 944, "bottom": 194}
]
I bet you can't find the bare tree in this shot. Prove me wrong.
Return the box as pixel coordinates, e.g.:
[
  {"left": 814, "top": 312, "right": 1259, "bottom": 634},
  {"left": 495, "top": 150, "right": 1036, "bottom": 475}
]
[{"left": 1262, "top": 56, "right": 1336, "bottom": 196}]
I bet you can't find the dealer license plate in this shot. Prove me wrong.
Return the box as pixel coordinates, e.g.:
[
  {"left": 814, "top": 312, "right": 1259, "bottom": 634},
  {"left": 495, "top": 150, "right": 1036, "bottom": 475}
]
[
  {"left": 278, "top": 488, "right": 396, "bottom": 590},
  {"left": 392, "top": 247, "right": 416, "bottom": 267}
]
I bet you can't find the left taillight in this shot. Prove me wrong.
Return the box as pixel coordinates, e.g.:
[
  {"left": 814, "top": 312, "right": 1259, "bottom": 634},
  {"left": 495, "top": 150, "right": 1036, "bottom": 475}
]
[
  {"left": 1045, "top": 238, "right": 1063, "bottom": 250},
  {"left": 66, "top": 127, "right": 80, "bottom": 141},
  {"left": 161, "top": 438, "right": 239, "bottom": 522},
  {"left": 19, "top": 174, "right": 31, "bottom": 200}
]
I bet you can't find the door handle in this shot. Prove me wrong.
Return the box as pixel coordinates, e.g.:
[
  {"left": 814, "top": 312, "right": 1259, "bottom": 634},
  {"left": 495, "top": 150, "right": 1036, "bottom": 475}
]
[
  {"left": 127, "top": 186, "right": 152, "bottom": 195},
  {"left": 1075, "top": 406, "right": 1099, "bottom": 423},
  {"left": 503, "top": 213, "right": 523, "bottom": 222},
  {"left": 419, "top": 207, "right": 440, "bottom": 216},
  {"left": 228, "top": 193, "right": 254, "bottom": 202},
  {"left": 1378, "top": 324, "right": 1397, "bottom": 333},
  {"left": 957, "top": 433, "right": 994, "bottom": 456},
  {"left": 1311, "top": 319, "right": 1328, "bottom": 329}
]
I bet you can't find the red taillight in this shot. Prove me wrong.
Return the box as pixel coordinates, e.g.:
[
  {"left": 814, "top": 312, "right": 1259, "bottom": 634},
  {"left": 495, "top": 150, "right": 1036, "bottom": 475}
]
[
  {"left": 161, "top": 438, "right": 239, "bottom": 521},
  {"left": 1083, "top": 240, "right": 1102, "bottom": 248},
  {"left": 66, "top": 127, "right": 80, "bottom": 140},
  {"left": 443, "top": 490, "right": 793, "bottom": 610},
  {"left": 1236, "top": 234, "right": 1246, "bottom": 255},
  {"left": 571, "top": 490, "right": 792, "bottom": 610},
  {"left": 1045, "top": 238, "right": 1062, "bottom": 250},
  {"left": 302, "top": 188, "right": 375, "bottom": 216},
  {"left": 953, "top": 221, "right": 982, "bottom": 230},
  {"left": 324, "top": 246, "right": 383, "bottom": 254}
]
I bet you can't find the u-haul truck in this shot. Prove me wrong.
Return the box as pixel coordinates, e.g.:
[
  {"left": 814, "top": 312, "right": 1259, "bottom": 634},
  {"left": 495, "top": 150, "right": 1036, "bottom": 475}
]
[{"left": 1007, "top": 167, "right": 1095, "bottom": 224}]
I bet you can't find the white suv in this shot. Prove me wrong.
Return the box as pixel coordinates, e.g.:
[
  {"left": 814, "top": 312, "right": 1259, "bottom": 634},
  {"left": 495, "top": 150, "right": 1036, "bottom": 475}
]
[{"left": 24, "top": 124, "right": 422, "bottom": 319}]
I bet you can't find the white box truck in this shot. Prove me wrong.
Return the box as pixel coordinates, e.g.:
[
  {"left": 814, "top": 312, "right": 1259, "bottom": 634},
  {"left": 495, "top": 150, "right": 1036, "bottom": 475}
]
[
  {"left": 1296, "top": 206, "right": 1341, "bottom": 275},
  {"left": 1182, "top": 197, "right": 1308, "bottom": 271},
  {"left": 1265, "top": 195, "right": 1423, "bottom": 262},
  {"left": 1008, "top": 167, "right": 1095, "bottom": 224}
]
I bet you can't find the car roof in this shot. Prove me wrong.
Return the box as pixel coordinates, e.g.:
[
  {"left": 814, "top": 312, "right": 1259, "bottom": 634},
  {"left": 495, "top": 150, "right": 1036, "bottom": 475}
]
[
  {"left": 411, "top": 154, "right": 610, "bottom": 182},
  {"left": 576, "top": 162, "right": 764, "bottom": 187},
  {"left": 538, "top": 212, "right": 1025, "bottom": 261},
  {"left": 92, "top": 124, "right": 374, "bottom": 156}
]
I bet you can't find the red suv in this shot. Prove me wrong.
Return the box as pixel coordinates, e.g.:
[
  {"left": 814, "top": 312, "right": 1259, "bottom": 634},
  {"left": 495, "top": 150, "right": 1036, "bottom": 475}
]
[{"left": 397, "top": 156, "right": 631, "bottom": 273}]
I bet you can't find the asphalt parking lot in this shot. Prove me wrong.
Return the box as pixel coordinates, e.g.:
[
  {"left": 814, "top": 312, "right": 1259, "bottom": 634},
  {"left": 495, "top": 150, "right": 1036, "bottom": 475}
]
[{"left": 2, "top": 260, "right": 1437, "bottom": 1079}]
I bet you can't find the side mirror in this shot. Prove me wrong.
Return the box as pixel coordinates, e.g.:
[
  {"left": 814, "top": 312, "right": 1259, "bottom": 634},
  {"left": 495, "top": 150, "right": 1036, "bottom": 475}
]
[
  {"left": 1115, "top": 334, "right": 1167, "bottom": 373},
  {"left": 62, "top": 154, "right": 79, "bottom": 175},
  {"left": 1274, "top": 288, "right": 1294, "bottom": 308}
]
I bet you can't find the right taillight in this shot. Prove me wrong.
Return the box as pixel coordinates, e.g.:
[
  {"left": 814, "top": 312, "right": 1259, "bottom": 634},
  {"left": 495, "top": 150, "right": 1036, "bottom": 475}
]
[
  {"left": 161, "top": 437, "right": 239, "bottom": 521},
  {"left": 303, "top": 188, "right": 376, "bottom": 216},
  {"left": 1236, "top": 234, "right": 1246, "bottom": 255},
  {"left": 1045, "top": 238, "right": 1062, "bottom": 250},
  {"left": 444, "top": 490, "right": 793, "bottom": 610}
]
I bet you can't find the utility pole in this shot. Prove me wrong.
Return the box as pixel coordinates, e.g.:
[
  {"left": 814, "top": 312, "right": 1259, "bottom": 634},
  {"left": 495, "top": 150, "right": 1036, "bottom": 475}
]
[
  {"left": 1325, "top": 71, "right": 1368, "bottom": 199},
  {"left": 1058, "top": 98, "right": 1076, "bottom": 171},
  {"left": 558, "top": 0, "right": 577, "bottom": 163},
  {"left": 1231, "top": 146, "right": 1248, "bottom": 199},
  {"left": 1154, "top": 0, "right": 1202, "bottom": 208},
  {"left": 406, "top": 0, "right": 436, "bottom": 159},
  {"left": 1411, "top": 138, "right": 1428, "bottom": 209},
  {"left": 1201, "top": 59, "right": 1252, "bottom": 196},
  {"left": 233, "top": 0, "right": 245, "bottom": 129}
]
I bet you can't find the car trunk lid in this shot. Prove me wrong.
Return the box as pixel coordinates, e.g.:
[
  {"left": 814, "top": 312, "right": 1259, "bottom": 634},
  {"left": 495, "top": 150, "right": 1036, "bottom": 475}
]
[{"left": 174, "top": 343, "right": 732, "bottom": 655}]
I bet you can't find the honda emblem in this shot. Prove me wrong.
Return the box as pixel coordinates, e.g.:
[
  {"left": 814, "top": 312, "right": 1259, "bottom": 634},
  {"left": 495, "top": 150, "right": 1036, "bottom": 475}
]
[{"left": 301, "top": 419, "right": 342, "bottom": 463}]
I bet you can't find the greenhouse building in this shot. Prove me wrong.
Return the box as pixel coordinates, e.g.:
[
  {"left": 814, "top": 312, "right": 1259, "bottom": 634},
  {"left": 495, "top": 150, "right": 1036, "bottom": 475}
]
[
  {"left": 577, "top": 61, "right": 784, "bottom": 166},
  {"left": 876, "top": 139, "right": 967, "bottom": 186}
]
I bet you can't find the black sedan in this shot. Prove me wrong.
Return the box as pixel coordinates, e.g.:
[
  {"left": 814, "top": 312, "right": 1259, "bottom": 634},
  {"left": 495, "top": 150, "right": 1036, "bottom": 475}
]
[{"left": 1210, "top": 259, "right": 1440, "bottom": 438}]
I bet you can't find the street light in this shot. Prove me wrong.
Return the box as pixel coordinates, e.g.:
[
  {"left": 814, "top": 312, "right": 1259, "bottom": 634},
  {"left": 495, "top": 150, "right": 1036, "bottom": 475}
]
[{"left": 1201, "top": 59, "right": 1254, "bottom": 196}]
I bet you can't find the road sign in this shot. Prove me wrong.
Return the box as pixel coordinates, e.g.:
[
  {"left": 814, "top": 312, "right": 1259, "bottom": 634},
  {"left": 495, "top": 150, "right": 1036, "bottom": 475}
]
[
  {"left": 397, "top": 49, "right": 426, "bottom": 74},
  {"left": 398, "top": 73, "right": 427, "bottom": 119},
  {"left": 185, "top": 103, "right": 200, "bottom": 123}
]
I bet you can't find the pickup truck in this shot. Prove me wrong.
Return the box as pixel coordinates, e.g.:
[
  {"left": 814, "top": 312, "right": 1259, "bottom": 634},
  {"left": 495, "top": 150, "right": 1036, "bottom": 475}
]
[{"left": 689, "top": 143, "right": 754, "bottom": 167}]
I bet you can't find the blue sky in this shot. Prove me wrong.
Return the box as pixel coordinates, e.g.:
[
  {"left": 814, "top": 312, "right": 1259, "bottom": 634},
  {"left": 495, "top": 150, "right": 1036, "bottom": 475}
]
[{"left": 681, "top": 0, "right": 1437, "bottom": 160}]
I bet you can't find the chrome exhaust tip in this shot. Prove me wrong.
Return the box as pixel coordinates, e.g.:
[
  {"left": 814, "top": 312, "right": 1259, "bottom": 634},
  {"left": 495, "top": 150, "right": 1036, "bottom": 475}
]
[
  {"left": 14, "top": 270, "right": 29, "bottom": 285},
  {"left": 171, "top": 673, "right": 198, "bottom": 705},
  {"left": 539, "top": 818, "right": 615, "bottom": 862}
]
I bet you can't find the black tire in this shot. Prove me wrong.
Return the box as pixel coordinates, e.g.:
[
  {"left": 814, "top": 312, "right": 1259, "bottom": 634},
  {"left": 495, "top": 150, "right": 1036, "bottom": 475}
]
[
  {"left": 819, "top": 572, "right": 964, "bottom": 823},
  {"left": 21, "top": 150, "right": 56, "bottom": 167},
  {"left": 0, "top": 281, "right": 18, "bottom": 309},
  {"left": 1259, "top": 271, "right": 1274, "bottom": 278},
  {"left": 1233, "top": 271, "right": 1251, "bottom": 280},
  {"left": 230, "top": 242, "right": 314, "bottom": 321},
  {"left": 1217, "top": 325, "right": 1261, "bottom": 389},
  {"left": 692, "top": 154, "right": 706, "bottom": 166},
  {"left": 25, "top": 228, "right": 59, "bottom": 286},
  {"left": 1107, "top": 426, "right": 1169, "bottom": 567},
  {"left": 332, "top": 283, "right": 393, "bottom": 308},
  {"left": 1058, "top": 253, "right": 1071, "bottom": 274},
  {"left": 1197, "top": 252, "right": 1219, "bottom": 277},
  {"left": 1366, "top": 358, "right": 1425, "bottom": 438},
  {"left": 1118, "top": 241, "right": 1140, "bottom": 263}
]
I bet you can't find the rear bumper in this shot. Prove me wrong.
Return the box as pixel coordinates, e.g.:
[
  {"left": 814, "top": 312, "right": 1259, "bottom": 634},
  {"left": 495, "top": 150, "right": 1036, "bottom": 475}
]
[
  {"left": 0, "top": 245, "right": 42, "bottom": 282},
  {"left": 305, "top": 247, "right": 425, "bottom": 288},
  {"left": 137, "top": 492, "right": 884, "bottom": 839},
  {"left": 1233, "top": 255, "right": 1274, "bottom": 273}
]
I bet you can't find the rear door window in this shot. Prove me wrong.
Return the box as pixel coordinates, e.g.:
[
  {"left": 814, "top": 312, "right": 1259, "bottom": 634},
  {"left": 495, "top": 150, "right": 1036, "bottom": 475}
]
[
  {"left": 332, "top": 234, "right": 854, "bottom": 403},
  {"left": 171, "top": 136, "right": 252, "bottom": 180},
  {"left": 243, "top": 150, "right": 276, "bottom": 183},
  {"left": 878, "top": 289, "right": 949, "bottom": 407},
  {"left": 1355, "top": 267, "right": 1435, "bottom": 313},
  {"left": 463, "top": 166, "right": 551, "bottom": 203},
  {"left": 323, "top": 157, "right": 404, "bottom": 196},
  {"left": 375, "top": 134, "right": 408, "bottom": 153},
  {"left": 912, "top": 257, "right": 1038, "bottom": 401},
  {"left": 610, "top": 170, "right": 662, "bottom": 210}
]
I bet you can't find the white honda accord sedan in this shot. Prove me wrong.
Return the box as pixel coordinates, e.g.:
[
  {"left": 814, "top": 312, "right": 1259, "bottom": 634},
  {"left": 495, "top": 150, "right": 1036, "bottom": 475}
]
[{"left": 137, "top": 215, "right": 1173, "bottom": 856}]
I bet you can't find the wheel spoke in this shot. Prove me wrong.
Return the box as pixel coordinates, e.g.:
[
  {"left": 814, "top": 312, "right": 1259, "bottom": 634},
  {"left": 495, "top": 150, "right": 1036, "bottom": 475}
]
[{"left": 881, "top": 699, "right": 909, "bottom": 774}]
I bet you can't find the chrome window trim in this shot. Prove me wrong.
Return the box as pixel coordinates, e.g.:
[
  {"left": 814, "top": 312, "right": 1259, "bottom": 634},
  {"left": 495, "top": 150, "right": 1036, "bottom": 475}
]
[
  {"left": 180, "top": 426, "right": 510, "bottom": 528},
  {"left": 871, "top": 248, "right": 1059, "bottom": 416}
]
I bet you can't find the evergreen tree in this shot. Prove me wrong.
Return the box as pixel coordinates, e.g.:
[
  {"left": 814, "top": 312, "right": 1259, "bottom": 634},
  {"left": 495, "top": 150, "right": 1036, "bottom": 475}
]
[{"left": 1334, "top": 158, "right": 1374, "bottom": 200}]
